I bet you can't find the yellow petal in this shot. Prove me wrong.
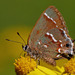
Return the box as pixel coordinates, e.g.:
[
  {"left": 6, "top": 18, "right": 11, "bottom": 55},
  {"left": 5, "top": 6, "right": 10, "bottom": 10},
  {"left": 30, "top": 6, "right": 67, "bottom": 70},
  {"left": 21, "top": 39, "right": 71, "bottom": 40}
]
[{"left": 28, "top": 66, "right": 57, "bottom": 75}]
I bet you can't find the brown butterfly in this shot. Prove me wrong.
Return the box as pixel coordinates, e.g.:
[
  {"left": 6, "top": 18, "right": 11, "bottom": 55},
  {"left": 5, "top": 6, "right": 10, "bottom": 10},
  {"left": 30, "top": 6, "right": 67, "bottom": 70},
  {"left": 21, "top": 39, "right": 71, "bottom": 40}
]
[{"left": 6, "top": 6, "right": 75, "bottom": 66}]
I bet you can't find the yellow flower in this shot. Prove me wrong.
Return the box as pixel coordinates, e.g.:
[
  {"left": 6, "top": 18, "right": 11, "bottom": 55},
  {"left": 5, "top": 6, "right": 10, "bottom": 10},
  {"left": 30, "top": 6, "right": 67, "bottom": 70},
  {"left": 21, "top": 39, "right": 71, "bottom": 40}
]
[
  {"left": 14, "top": 56, "right": 57, "bottom": 75},
  {"left": 14, "top": 56, "right": 75, "bottom": 75},
  {"left": 14, "top": 56, "right": 36, "bottom": 75},
  {"left": 65, "top": 58, "right": 75, "bottom": 74},
  {"left": 54, "top": 66, "right": 75, "bottom": 75}
]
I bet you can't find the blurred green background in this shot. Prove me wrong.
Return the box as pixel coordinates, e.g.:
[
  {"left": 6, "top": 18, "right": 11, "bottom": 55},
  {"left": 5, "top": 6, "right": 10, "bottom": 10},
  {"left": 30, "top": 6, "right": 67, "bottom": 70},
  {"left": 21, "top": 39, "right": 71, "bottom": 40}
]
[{"left": 0, "top": 0, "right": 75, "bottom": 75}]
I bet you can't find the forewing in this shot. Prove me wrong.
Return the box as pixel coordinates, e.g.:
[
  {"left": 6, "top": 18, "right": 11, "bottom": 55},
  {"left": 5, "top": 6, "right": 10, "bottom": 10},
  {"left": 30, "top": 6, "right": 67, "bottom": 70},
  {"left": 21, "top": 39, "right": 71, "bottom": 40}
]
[{"left": 28, "top": 6, "right": 69, "bottom": 59}]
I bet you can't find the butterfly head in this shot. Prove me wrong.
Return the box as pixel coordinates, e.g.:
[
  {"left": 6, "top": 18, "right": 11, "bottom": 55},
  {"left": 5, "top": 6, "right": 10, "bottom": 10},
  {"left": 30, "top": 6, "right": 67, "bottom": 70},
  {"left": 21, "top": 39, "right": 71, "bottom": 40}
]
[{"left": 22, "top": 45, "right": 29, "bottom": 51}]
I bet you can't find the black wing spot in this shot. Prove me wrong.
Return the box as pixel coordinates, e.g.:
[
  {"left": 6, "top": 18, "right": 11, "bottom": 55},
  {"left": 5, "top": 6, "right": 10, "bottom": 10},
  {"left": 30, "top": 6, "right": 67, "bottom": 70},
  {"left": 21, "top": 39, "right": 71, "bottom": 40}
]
[{"left": 66, "top": 43, "right": 70, "bottom": 47}]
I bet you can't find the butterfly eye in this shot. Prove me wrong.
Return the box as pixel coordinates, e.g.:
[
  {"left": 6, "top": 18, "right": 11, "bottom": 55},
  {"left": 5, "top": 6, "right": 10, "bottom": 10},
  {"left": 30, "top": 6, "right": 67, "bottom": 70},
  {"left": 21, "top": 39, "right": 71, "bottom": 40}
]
[
  {"left": 25, "top": 45, "right": 27, "bottom": 50},
  {"left": 22, "top": 45, "right": 27, "bottom": 51},
  {"left": 66, "top": 43, "right": 70, "bottom": 47}
]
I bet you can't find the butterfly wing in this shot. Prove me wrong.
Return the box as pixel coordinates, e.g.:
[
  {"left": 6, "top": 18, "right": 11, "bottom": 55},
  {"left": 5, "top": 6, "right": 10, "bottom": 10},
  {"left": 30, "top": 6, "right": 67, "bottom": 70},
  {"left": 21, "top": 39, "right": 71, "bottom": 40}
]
[{"left": 28, "top": 6, "right": 73, "bottom": 65}]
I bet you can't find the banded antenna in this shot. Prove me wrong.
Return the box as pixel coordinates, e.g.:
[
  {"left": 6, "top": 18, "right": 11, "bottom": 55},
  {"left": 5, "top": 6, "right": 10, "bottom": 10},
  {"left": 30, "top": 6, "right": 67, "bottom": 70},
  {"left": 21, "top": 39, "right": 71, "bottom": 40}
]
[
  {"left": 6, "top": 32, "right": 26, "bottom": 45},
  {"left": 5, "top": 39, "right": 24, "bottom": 45},
  {"left": 17, "top": 32, "right": 26, "bottom": 45},
  {"left": 6, "top": 32, "right": 26, "bottom": 57}
]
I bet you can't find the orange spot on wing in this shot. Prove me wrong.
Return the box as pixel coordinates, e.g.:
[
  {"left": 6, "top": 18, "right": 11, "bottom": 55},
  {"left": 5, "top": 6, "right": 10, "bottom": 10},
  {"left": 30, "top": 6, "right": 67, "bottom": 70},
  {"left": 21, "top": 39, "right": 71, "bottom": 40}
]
[
  {"left": 36, "top": 30, "right": 39, "bottom": 34},
  {"left": 45, "top": 34, "right": 52, "bottom": 40}
]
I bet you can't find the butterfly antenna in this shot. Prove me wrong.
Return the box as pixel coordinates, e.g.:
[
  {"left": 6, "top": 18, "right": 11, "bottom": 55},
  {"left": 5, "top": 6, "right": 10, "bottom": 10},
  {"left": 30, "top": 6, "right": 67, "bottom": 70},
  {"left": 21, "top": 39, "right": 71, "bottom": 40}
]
[
  {"left": 5, "top": 39, "right": 24, "bottom": 45},
  {"left": 17, "top": 32, "right": 26, "bottom": 45}
]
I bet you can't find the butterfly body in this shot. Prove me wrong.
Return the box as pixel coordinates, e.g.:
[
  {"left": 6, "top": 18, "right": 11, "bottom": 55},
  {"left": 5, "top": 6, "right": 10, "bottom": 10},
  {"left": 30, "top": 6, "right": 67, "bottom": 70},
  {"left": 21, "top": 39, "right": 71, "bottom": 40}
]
[{"left": 22, "top": 6, "right": 74, "bottom": 66}]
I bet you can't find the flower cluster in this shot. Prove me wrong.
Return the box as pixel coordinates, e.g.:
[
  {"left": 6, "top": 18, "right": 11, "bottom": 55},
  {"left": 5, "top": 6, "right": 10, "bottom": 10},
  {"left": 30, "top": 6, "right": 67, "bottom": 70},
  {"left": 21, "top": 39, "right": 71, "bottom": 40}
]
[
  {"left": 14, "top": 56, "right": 36, "bottom": 75},
  {"left": 14, "top": 56, "right": 75, "bottom": 75},
  {"left": 65, "top": 58, "right": 75, "bottom": 74}
]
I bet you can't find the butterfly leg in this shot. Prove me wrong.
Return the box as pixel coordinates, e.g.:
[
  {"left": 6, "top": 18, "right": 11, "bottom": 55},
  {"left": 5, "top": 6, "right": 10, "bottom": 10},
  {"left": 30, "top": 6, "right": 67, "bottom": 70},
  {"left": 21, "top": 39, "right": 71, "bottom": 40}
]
[
  {"left": 36, "top": 58, "right": 40, "bottom": 68},
  {"left": 37, "top": 58, "right": 40, "bottom": 65},
  {"left": 24, "top": 51, "right": 28, "bottom": 57},
  {"left": 24, "top": 53, "right": 26, "bottom": 57}
]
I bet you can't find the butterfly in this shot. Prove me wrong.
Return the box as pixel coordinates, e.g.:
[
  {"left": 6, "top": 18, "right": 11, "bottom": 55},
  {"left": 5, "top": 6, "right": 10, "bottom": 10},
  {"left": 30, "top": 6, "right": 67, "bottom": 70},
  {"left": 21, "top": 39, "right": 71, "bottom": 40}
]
[{"left": 6, "top": 6, "right": 75, "bottom": 66}]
